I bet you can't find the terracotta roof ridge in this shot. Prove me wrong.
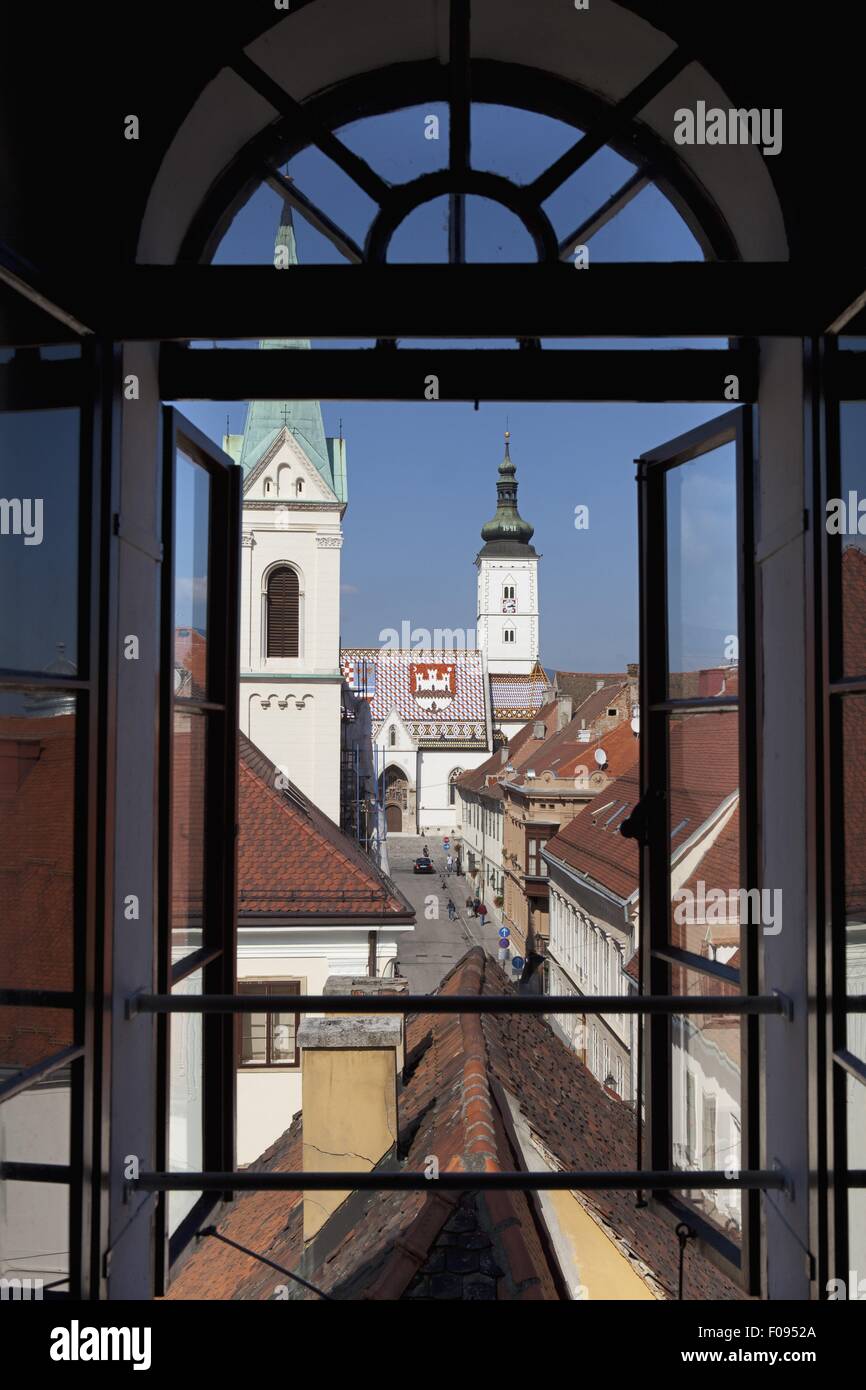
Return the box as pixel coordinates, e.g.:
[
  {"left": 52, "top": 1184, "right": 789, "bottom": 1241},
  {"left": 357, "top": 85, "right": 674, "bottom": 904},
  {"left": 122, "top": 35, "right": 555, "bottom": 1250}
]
[{"left": 452, "top": 950, "right": 503, "bottom": 1175}]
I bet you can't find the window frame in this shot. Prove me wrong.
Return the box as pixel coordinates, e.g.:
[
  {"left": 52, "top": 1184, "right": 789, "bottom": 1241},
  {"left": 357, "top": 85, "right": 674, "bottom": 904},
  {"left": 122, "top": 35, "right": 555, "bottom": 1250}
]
[
  {"left": 156, "top": 407, "right": 241, "bottom": 1290},
  {"left": 636, "top": 406, "right": 759, "bottom": 1292},
  {"left": 236, "top": 980, "right": 301, "bottom": 1069}
]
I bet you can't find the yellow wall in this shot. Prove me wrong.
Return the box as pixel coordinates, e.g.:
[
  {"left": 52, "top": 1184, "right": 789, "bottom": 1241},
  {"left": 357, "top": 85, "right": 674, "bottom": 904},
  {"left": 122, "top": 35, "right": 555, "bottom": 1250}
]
[
  {"left": 301, "top": 1047, "right": 397, "bottom": 1241},
  {"left": 548, "top": 1188, "right": 658, "bottom": 1300}
]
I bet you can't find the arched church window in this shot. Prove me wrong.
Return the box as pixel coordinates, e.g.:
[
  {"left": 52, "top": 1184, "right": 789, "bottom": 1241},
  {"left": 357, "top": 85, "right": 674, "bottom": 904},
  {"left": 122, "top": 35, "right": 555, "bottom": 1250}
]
[
  {"left": 503, "top": 624, "right": 515, "bottom": 644},
  {"left": 449, "top": 768, "right": 465, "bottom": 805},
  {"left": 296, "top": 479, "right": 304, "bottom": 496},
  {"left": 266, "top": 566, "right": 300, "bottom": 658},
  {"left": 389, "top": 725, "right": 397, "bottom": 747},
  {"left": 264, "top": 479, "right": 272, "bottom": 494}
]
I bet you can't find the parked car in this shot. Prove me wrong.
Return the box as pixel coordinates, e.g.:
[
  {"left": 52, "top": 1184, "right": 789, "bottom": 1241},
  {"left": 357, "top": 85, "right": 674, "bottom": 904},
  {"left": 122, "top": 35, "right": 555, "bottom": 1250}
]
[{"left": 413, "top": 856, "right": 435, "bottom": 874}]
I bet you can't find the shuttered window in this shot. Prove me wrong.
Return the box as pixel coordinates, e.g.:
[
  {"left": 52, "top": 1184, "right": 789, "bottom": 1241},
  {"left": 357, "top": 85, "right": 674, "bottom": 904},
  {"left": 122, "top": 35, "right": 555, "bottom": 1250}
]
[{"left": 266, "top": 566, "right": 300, "bottom": 657}]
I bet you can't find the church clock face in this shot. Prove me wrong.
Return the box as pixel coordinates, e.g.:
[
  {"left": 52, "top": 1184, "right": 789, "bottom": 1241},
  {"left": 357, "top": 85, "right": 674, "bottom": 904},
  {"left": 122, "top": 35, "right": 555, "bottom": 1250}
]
[{"left": 502, "top": 598, "right": 516, "bottom": 614}]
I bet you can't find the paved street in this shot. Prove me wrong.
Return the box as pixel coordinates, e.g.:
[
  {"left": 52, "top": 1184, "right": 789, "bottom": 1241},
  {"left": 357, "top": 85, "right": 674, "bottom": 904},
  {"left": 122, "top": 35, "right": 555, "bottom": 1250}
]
[{"left": 384, "top": 835, "right": 505, "bottom": 994}]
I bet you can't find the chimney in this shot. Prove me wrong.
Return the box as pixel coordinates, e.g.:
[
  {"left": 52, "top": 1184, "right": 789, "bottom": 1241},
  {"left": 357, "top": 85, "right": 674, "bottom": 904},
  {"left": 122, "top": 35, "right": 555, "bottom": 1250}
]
[
  {"left": 595, "top": 679, "right": 604, "bottom": 691},
  {"left": 298, "top": 1014, "right": 401, "bottom": 1242},
  {"left": 556, "top": 696, "right": 573, "bottom": 729}
]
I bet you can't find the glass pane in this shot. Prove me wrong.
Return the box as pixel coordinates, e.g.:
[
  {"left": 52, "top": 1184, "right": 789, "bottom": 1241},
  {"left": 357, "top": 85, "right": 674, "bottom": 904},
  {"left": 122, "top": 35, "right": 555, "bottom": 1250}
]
[
  {"left": 0, "top": 408, "right": 79, "bottom": 674},
  {"left": 0, "top": 1180, "right": 69, "bottom": 1290},
  {"left": 0, "top": 1066, "right": 71, "bottom": 1163},
  {"left": 168, "top": 969, "right": 203, "bottom": 1236},
  {"left": 671, "top": 966, "right": 742, "bottom": 1240},
  {"left": 0, "top": 1007, "right": 73, "bottom": 1076},
  {"left": 847, "top": 1072, "right": 866, "bottom": 1274},
  {"left": 666, "top": 441, "right": 739, "bottom": 694},
  {"left": 669, "top": 709, "right": 743, "bottom": 951},
  {"left": 174, "top": 450, "right": 210, "bottom": 700},
  {"left": 170, "top": 709, "right": 205, "bottom": 963},
  {"left": 271, "top": 1011, "right": 297, "bottom": 1064},
  {"left": 841, "top": 698, "right": 866, "bottom": 1041},
  {"left": 0, "top": 690, "right": 76, "bottom": 990},
  {"left": 239, "top": 1013, "right": 268, "bottom": 1066},
  {"left": 837, "top": 402, "right": 866, "bottom": 679}
]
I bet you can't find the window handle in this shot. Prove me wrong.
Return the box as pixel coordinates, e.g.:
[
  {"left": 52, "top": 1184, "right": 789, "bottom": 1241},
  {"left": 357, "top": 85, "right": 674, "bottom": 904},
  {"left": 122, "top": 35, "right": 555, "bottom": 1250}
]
[{"left": 619, "top": 789, "right": 664, "bottom": 847}]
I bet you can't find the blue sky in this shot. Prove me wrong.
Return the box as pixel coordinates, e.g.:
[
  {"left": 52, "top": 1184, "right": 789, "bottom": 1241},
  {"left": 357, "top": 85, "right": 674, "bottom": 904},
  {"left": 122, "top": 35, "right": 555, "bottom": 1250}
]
[{"left": 173, "top": 102, "right": 738, "bottom": 672}]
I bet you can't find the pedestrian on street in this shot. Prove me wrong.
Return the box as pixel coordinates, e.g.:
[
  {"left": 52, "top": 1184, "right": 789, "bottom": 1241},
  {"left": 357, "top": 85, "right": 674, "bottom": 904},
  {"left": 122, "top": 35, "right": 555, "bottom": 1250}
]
[
  {"left": 446, "top": 854, "right": 453, "bottom": 873},
  {"left": 423, "top": 844, "right": 429, "bottom": 857},
  {"left": 466, "top": 896, "right": 475, "bottom": 916},
  {"left": 478, "top": 902, "right": 488, "bottom": 926},
  {"left": 447, "top": 898, "right": 456, "bottom": 920},
  {"left": 473, "top": 896, "right": 481, "bottom": 917}
]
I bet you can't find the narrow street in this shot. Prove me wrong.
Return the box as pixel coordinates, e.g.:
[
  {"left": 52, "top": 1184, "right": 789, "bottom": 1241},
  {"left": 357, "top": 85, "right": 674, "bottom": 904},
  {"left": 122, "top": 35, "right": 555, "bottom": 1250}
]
[{"left": 384, "top": 835, "right": 505, "bottom": 994}]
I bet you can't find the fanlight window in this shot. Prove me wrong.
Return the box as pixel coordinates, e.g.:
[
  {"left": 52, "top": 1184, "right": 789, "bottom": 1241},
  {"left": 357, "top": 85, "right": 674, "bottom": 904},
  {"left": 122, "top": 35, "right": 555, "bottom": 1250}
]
[{"left": 266, "top": 565, "right": 300, "bottom": 658}]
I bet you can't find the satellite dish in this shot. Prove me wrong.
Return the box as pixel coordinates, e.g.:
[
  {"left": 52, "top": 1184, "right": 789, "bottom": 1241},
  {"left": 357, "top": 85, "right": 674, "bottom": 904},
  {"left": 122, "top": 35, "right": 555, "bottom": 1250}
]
[
  {"left": 631, "top": 717, "right": 640, "bottom": 734},
  {"left": 594, "top": 748, "right": 607, "bottom": 767}
]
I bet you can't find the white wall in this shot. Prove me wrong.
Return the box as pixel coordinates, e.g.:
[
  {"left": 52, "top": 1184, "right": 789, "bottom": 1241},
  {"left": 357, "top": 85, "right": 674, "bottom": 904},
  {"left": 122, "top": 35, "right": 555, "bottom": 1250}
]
[{"left": 235, "top": 925, "right": 411, "bottom": 1163}]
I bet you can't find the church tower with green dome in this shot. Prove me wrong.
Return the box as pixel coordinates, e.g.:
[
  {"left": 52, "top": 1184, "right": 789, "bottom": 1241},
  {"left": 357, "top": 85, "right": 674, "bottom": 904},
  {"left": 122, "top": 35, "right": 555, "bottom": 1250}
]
[{"left": 476, "top": 432, "right": 540, "bottom": 675}]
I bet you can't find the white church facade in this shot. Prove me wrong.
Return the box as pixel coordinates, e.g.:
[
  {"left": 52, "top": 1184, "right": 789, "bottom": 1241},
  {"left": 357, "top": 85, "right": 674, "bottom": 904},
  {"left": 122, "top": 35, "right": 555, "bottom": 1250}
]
[{"left": 342, "top": 433, "right": 552, "bottom": 836}]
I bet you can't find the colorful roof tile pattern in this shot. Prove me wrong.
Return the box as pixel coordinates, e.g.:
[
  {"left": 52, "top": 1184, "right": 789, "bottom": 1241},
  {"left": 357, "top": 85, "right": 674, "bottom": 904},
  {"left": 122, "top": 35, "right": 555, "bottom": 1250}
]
[
  {"left": 489, "top": 661, "right": 552, "bottom": 719},
  {"left": 341, "top": 648, "right": 489, "bottom": 748},
  {"left": 167, "top": 949, "right": 744, "bottom": 1301}
]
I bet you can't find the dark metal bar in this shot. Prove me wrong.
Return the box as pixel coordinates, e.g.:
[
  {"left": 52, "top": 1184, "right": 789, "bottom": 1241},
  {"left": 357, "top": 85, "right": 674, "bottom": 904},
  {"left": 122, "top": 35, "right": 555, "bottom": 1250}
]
[
  {"left": 171, "top": 946, "right": 223, "bottom": 988},
  {"left": 448, "top": 0, "right": 471, "bottom": 265},
  {"left": 529, "top": 48, "right": 691, "bottom": 203},
  {"left": 0, "top": 988, "right": 76, "bottom": 1007},
  {"left": 648, "top": 696, "right": 739, "bottom": 713},
  {"left": 0, "top": 1043, "right": 82, "bottom": 1104},
  {"left": 558, "top": 169, "right": 650, "bottom": 260},
  {"left": 652, "top": 945, "right": 740, "bottom": 987},
  {"left": 0, "top": 1161, "right": 72, "bottom": 1184},
  {"left": 201, "top": 1228, "right": 335, "bottom": 1300},
  {"left": 230, "top": 53, "right": 390, "bottom": 206},
  {"left": 128, "top": 991, "right": 790, "bottom": 1017},
  {"left": 264, "top": 169, "right": 364, "bottom": 264},
  {"left": 132, "top": 1168, "right": 789, "bottom": 1194},
  {"left": 160, "top": 344, "right": 758, "bottom": 405},
  {"left": 78, "top": 264, "right": 866, "bottom": 342}
]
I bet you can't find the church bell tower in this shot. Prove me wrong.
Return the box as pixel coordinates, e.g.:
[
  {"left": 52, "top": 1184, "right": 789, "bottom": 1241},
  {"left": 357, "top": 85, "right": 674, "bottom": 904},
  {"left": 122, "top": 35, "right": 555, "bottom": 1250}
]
[{"left": 476, "top": 432, "right": 539, "bottom": 675}]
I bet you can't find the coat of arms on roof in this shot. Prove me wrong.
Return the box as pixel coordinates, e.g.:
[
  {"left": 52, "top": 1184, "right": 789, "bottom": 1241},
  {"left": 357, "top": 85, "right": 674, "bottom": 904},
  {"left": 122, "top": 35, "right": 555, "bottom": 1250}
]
[{"left": 409, "top": 661, "right": 456, "bottom": 711}]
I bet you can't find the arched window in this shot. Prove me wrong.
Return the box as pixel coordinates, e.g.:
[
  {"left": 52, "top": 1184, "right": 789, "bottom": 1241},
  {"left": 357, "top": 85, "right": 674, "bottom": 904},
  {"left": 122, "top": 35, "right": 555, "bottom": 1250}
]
[
  {"left": 503, "top": 624, "right": 515, "bottom": 644},
  {"left": 266, "top": 566, "right": 300, "bottom": 658},
  {"left": 264, "top": 478, "right": 273, "bottom": 494},
  {"left": 449, "top": 768, "right": 465, "bottom": 805},
  {"left": 389, "top": 725, "right": 397, "bottom": 747},
  {"left": 296, "top": 478, "right": 304, "bottom": 496}
]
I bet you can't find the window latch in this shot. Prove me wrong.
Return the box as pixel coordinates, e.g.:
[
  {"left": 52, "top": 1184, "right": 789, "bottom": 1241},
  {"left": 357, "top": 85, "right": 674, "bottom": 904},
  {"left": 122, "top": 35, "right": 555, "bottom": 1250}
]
[{"left": 619, "top": 789, "right": 664, "bottom": 847}]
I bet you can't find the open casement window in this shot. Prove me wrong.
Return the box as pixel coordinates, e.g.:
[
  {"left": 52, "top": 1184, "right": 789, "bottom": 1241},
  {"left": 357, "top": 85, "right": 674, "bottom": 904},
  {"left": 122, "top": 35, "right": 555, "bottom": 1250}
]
[
  {"left": 817, "top": 337, "right": 866, "bottom": 1286},
  {"left": 236, "top": 981, "right": 301, "bottom": 1068},
  {"left": 0, "top": 339, "right": 106, "bottom": 1300},
  {"left": 157, "top": 407, "right": 241, "bottom": 1290},
  {"left": 633, "top": 406, "right": 759, "bottom": 1291}
]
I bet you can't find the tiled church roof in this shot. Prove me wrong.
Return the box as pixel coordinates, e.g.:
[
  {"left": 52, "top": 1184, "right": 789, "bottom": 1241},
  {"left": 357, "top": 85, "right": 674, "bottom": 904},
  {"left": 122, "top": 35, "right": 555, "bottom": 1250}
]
[{"left": 341, "top": 648, "right": 489, "bottom": 749}]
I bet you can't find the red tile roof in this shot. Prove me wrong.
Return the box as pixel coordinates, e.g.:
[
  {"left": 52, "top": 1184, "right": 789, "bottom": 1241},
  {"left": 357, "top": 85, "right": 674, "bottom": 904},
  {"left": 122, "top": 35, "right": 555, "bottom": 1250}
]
[
  {"left": 546, "top": 708, "right": 739, "bottom": 901},
  {"left": 168, "top": 949, "right": 744, "bottom": 1301},
  {"left": 455, "top": 700, "right": 559, "bottom": 795},
  {"left": 238, "top": 733, "right": 414, "bottom": 921},
  {"left": 511, "top": 714, "right": 639, "bottom": 788}
]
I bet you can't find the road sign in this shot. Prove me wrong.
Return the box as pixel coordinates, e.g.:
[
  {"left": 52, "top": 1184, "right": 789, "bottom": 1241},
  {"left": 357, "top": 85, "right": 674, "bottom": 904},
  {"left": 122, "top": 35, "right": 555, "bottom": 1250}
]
[
  {"left": 498, "top": 927, "right": 510, "bottom": 940},
  {"left": 511, "top": 956, "right": 525, "bottom": 971}
]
